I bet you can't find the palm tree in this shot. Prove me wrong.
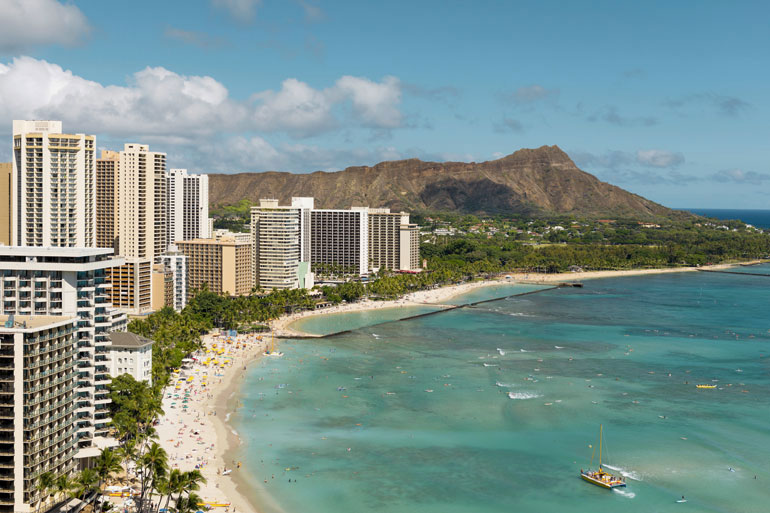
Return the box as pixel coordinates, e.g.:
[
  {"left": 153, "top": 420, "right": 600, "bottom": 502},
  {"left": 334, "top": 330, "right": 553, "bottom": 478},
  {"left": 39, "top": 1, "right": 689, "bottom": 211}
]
[
  {"left": 94, "top": 448, "right": 123, "bottom": 500},
  {"left": 138, "top": 442, "right": 167, "bottom": 513},
  {"left": 71, "top": 468, "right": 98, "bottom": 505},
  {"left": 53, "top": 473, "right": 73, "bottom": 503},
  {"left": 35, "top": 471, "right": 56, "bottom": 513},
  {"left": 174, "top": 492, "right": 203, "bottom": 513}
]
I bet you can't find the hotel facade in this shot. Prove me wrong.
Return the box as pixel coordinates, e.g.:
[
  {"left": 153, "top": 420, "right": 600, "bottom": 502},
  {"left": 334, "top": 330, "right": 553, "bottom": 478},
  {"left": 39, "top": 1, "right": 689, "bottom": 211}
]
[
  {"left": 11, "top": 120, "right": 96, "bottom": 248},
  {"left": 167, "top": 168, "right": 209, "bottom": 245},
  {"left": 0, "top": 314, "right": 79, "bottom": 513},
  {"left": 250, "top": 198, "right": 314, "bottom": 291},
  {"left": 177, "top": 238, "right": 252, "bottom": 298},
  {"left": 0, "top": 247, "right": 126, "bottom": 463}
]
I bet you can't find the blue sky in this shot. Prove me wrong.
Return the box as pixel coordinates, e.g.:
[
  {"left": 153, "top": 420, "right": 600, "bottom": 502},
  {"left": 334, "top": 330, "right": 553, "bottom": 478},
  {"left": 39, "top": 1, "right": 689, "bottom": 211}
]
[{"left": 0, "top": 0, "right": 767, "bottom": 208}]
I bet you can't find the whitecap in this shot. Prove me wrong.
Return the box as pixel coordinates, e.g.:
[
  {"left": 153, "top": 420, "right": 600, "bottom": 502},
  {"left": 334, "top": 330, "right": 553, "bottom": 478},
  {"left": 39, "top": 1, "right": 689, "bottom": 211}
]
[
  {"left": 554, "top": 345, "right": 565, "bottom": 349},
  {"left": 508, "top": 392, "right": 541, "bottom": 400},
  {"left": 519, "top": 349, "right": 530, "bottom": 352},
  {"left": 612, "top": 489, "right": 635, "bottom": 499},
  {"left": 483, "top": 363, "right": 499, "bottom": 367},
  {"left": 497, "top": 348, "right": 506, "bottom": 355},
  {"left": 604, "top": 464, "right": 642, "bottom": 481},
  {"left": 495, "top": 381, "right": 513, "bottom": 388}
]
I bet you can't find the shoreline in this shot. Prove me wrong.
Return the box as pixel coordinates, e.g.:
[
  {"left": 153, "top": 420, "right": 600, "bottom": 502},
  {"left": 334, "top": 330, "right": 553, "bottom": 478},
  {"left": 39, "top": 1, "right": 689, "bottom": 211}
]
[
  {"left": 273, "top": 263, "right": 742, "bottom": 337},
  {"left": 154, "top": 332, "right": 268, "bottom": 513},
  {"left": 154, "top": 260, "right": 759, "bottom": 513}
]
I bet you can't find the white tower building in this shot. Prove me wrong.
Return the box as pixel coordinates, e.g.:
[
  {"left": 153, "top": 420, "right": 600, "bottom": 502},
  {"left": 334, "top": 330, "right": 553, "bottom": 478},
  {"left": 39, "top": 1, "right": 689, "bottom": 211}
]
[
  {"left": 166, "top": 168, "right": 209, "bottom": 246},
  {"left": 11, "top": 120, "right": 96, "bottom": 248}
]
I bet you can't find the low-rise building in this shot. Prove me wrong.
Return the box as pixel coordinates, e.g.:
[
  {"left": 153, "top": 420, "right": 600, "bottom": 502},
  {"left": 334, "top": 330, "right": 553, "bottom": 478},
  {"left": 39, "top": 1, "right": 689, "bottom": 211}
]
[{"left": 108, "top": 332, "right": 153, "bottom": 384}]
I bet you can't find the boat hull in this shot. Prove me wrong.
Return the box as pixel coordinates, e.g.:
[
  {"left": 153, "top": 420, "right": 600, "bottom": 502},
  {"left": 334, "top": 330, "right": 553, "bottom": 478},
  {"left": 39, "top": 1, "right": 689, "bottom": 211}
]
[{"left": 581, "top": 471, "right": 626, "bottom": 489}]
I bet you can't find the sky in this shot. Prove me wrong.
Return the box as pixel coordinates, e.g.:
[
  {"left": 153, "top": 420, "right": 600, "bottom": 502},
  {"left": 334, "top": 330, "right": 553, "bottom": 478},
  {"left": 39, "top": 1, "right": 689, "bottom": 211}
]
[{"left": 0, "top": 0, "right": 767, "bottom": 209}]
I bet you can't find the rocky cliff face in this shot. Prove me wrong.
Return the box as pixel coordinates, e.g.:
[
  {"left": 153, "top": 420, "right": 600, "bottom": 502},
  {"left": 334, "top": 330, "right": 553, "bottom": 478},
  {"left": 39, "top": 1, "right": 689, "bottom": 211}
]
[{"left": 208, "top": 145, "right": 670, "bottom": 217}]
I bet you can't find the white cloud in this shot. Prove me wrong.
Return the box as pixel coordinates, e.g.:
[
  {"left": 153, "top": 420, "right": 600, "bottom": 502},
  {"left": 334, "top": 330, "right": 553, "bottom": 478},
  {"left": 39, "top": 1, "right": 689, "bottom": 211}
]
[
  {"left": 0, "top": 0, "right": 90, "bottom": 53},
  {"left": 0, "top": 56, "right": 407, "bottom": 172},
  {"left": 211, "top": 0, "right": 262, "bottom": 21},
  {"left": 252, "top": 78, "right": 335, "bottom": 136},
  {"left": 334, "top": 75, "right": 402, "bottom": 128},
  {"left": 636, "top": 149, "right": 684, "bottom": 168},
  {"left": 0, "top": 56, "right": 403, "bottom": 140}
]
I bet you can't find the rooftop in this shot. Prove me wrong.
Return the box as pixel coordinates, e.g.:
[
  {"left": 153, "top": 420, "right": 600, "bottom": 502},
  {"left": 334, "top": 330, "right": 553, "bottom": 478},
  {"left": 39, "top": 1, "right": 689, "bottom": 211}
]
[
  {"left": 108, "top": 331, "right": 154, "bottom": 349},
  {"left": 0, "top": 246, "right": 115, "bottom": 257},
  {"left": 0, "top": 314, "right": 78, "bottom": 331}
]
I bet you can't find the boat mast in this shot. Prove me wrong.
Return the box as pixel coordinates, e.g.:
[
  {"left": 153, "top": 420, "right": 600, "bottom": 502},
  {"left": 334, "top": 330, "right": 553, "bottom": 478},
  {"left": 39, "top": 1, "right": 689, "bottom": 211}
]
[{"left": 599, "top": 424, "right": 603, "bottom": 468}]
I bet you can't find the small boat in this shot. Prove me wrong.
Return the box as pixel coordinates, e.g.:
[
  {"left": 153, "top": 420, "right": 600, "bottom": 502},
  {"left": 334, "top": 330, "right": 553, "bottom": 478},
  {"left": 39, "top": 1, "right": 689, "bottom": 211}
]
[
  {"left": 580, "top": 424, "right": 626, "bottom": 490},
  {"left": 696, "top": 384, "right": 717, "bottom": 389},
  {"left": 263, "top": 332, "right": 284, "bottom": 357}
]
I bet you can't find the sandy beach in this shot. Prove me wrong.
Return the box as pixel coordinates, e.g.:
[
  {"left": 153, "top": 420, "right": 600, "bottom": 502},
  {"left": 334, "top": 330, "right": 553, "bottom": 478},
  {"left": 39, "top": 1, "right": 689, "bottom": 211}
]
[{"left": 153, "top": 332, "right": 268, "bottom": 513}]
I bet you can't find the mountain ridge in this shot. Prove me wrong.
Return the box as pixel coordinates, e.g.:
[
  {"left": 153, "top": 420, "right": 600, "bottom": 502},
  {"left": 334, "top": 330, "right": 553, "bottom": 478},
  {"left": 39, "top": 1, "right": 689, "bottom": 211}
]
[{"left": 208, "top": 145, "right": 671, "bottom": 218}]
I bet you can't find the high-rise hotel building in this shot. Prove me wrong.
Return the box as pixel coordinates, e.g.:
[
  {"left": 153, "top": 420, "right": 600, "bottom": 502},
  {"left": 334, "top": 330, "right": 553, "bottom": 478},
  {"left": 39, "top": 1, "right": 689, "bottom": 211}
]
[
  {"left": 250, "top": 198, "right": 314, "bottom": 290},
  {"left": 0, "top": 162, "right": 11, "bottom": 246},
  {"left": 177, "top": 238, "right": 252, "bottom": 298},
  {"left": 0, "top": 314, "right": 79, "bottom": 513},
  {"left": 11, "top": 120, "right": 95, "bottom": 248},
  {"left": 107, "top": 144, "right": 167, "bottom": 314},
  {"left": 368, "top": 209, "right": 421, "bottom": 271},
  {"left": 310, "top": 208, "right": 369, "bottom": 277},
  {"left": 95, "top": 150, "right": 119, "bottom": 250},
  {"left": 167, "top": 169, "right": 209, "bottom": 245},
  {"left": 0, "top": 247, "right": 126, "bottom": 464},
  {"left": 114, "top": 144, "right": 167, "bottom": 261}
]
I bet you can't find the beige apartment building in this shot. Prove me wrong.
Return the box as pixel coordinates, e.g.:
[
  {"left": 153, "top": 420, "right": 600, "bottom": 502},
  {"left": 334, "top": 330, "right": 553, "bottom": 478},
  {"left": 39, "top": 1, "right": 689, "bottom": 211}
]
[
  {"left": 368, "top": 209, "right": 421, "bottom": 271},
  {"left": 0, "top": 163, "right": 10, "bottom": 246},
  {"left": 95, "top": 150, "right": 119, "bottom": 250},
  {"left": 0, "top": 314, "right": 79, "bottom": 513},
  {"left": 106, "top": 259, "right": 152, "bottom": 313},
  {"left": 151, "top": 263, "right": 174, "bottom": 311},
  {"left": 177, "top": 238, "right": 252, "bottom": 299},
  {"left": 108, "top": 143, "right": 167, "bottom": 314},
  {"left": 11, "top": 120, "right": 96, "bottom": 248},
  {"left": 114, "top": 143, "right": 166, "bottom": 260}
]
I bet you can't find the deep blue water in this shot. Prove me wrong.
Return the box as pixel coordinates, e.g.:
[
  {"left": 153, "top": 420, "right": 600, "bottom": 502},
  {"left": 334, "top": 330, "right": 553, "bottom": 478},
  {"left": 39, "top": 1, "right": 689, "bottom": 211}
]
[{"left": 684, "top": 208, "right": 770, "bottom": 229}]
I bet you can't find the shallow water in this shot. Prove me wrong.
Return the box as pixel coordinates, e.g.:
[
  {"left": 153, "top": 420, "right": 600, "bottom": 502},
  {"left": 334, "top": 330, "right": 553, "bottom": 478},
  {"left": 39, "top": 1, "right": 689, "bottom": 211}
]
[{"left": 234, "top": 271, "right": 770, "bottom": 513}]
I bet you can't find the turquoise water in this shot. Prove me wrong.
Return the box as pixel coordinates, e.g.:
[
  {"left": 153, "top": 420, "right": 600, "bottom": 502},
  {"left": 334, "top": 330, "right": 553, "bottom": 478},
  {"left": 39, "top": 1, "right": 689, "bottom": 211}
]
[
  {"left": 289, "top": 305, "right": 443, "bottom": 336},
  {"left": 234, "top": 272, "right": 770, "bottom": 513},
  {"left": 289, "top": 283, "right": 552, "bottom": 335}
]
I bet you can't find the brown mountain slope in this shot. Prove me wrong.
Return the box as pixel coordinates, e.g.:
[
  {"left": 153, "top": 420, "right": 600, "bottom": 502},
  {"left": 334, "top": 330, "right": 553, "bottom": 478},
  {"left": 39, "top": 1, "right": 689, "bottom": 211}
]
[{"left": 208, "top": 145, "right": 671, "bottom": 217}]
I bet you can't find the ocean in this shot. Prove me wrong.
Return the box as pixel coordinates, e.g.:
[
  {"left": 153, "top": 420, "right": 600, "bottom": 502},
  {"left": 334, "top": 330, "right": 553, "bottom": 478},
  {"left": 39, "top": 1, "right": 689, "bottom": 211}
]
[
  {"left": 232, "top": 269, "right": 770, "bottom": 513},
  {"left": 684, "top": 208, "right": 770, "bottom": 229}
]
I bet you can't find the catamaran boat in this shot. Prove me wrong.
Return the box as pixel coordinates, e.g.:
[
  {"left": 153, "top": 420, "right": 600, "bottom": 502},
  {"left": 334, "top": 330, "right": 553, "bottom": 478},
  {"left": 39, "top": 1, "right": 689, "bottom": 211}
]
[{"left": 580, "top": 424, "right": 626, "bottom": 489}]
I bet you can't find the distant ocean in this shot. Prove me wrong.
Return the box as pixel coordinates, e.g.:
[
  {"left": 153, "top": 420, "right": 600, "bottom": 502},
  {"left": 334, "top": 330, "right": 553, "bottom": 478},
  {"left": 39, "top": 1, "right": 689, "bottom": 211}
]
[{"left": 684, "top": 208, "right": 770, "bottom": 229}]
